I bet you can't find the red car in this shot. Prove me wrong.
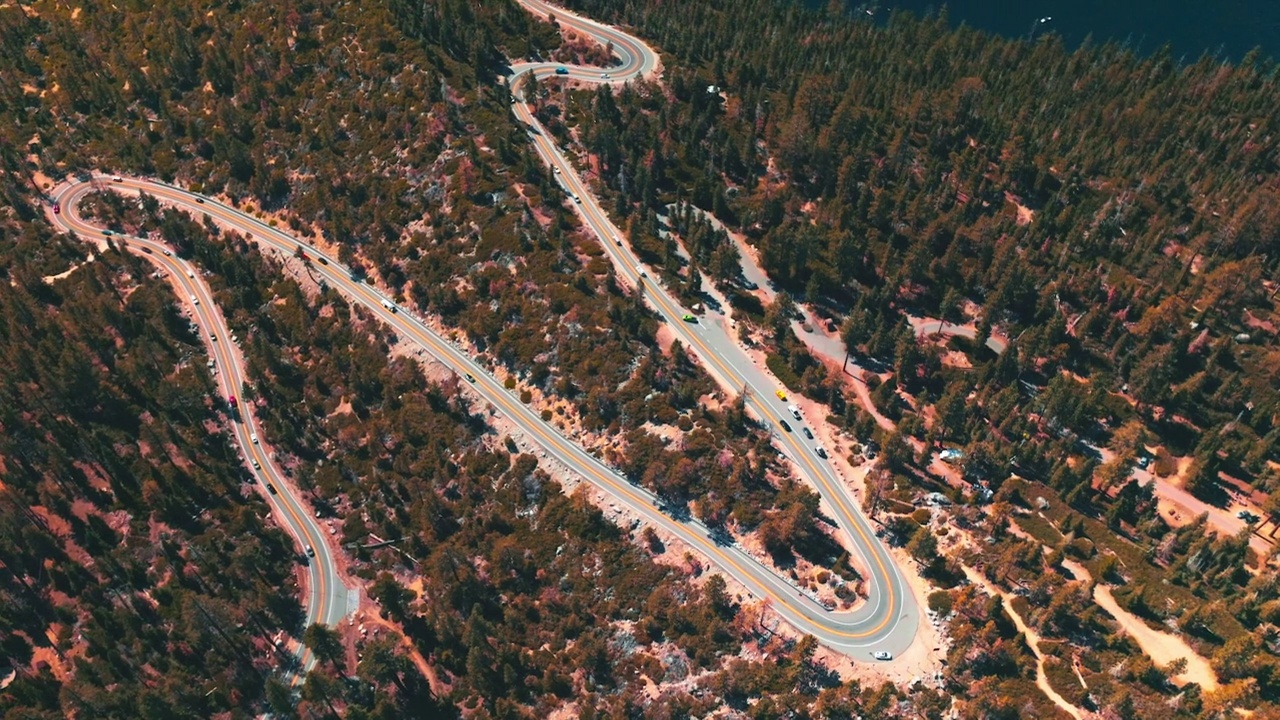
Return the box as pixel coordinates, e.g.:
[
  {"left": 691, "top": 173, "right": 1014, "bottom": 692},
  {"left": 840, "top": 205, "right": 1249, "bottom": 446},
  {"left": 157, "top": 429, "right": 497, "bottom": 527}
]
[
  {"left": 53, "top": 203, "right": 60, "bottom": 214},
  {"left": 228, "top": 396, "right": 238, "bottom": 408}
]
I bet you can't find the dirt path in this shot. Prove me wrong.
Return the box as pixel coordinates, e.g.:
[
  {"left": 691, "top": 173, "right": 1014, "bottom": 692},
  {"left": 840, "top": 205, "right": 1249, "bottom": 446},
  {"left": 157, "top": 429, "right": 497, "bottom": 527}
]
[
  {"left": 1056, "top": 551, "right": 1220, "bottom": 691},
  {"left": 1092, "top": 583, "right": 1220, "bottom": 691},
  {"left": 963, "top": 567, "right": 1089, "bottom": 720}
]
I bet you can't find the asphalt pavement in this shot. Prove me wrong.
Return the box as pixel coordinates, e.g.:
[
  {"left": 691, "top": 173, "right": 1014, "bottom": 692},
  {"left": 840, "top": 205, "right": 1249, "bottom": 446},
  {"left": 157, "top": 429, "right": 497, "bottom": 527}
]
[
  {"left": 49, "top": 179, "right": 350, "bottom": 679},
  {"left": 510, "top": 0, "right": 919, "bottom": 654},
  {"left": 44, "top": 0, "right": 920, "bottom": 659}
]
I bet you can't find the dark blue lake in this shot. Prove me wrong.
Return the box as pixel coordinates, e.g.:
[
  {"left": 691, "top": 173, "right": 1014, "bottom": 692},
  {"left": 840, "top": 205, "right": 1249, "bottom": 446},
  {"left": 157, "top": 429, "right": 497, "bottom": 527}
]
[{"left": 853, "top": 0, "right": 1280, "bottom": 63}]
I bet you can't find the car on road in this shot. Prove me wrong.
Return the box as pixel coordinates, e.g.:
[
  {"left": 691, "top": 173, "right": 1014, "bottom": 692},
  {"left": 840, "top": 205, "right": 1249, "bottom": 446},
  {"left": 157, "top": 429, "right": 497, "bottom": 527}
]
[
  {"left": 600, "top": 72, "right": 611, "bottom": 79},
  {"left": 250, "top": 433, "right": 259, "bottom": 444},
  {"left": 639, "top": 270, "right": 647, "bottom": 277},
  {"left": 252, "top": 459, "right": 260, "bottom": 469},
  {"left": 873, "top": 651, "right": 892, "bottom": 661},
  {"left": 555, "top": 67, "right": 569, "bottom": 74},
  {"left": 779, "top": 419, "right": 792, "bottom": 432},
  {"left": 305, "top": 545, "right": 316, "bottom": 557},
  {"left": 102, "top": 230, "right": 114, "bottom": 236},
  {"left": 743, "top": 279, "right": 758, "bottom": 290},
  {"left": 802, "top": 427, "right": 813, "bottom": 439},
  {"left": 187, "top": 270, "right": 194, "bottom": 278},
  {"left": 572, "top": 194, "right": 581, "bottom": 203},
  {"left": 266, "top": 483, "right": 277, "bottom": 494},
  {"left": 190, "top": 294, "right": 198, "bottom": 305},
  {"left": 775, "top": 389, "right": 787, "bottom": 401},
  {"left": 1238, "top": 510, "right": 1260, "bottom": 524},
  {"left": 465, "top": 373, "right": 476, "bottom": 383},
  {"left": 194, "top": 197, "right": 204, "bottom": 204},
  {"left": 162, "top": 249, "right": 171, "bottom": 256},
  {"left": 381, "top": 299, "right": 397, "bottom": 313},
  {"left": 681, "top": 313, "right": 696, "bottom": 322},
  {"left": 815, "top": 446, "right": 828, "bottom": 459},
  {"left": 553, "top": 166, "right": 560, "bottom": 174},
  {"left": 112, "top": 176, "right": 123, "bottom": 182},
  {"left": 52, "top": 203, "right": 60, "bottom": 214}
]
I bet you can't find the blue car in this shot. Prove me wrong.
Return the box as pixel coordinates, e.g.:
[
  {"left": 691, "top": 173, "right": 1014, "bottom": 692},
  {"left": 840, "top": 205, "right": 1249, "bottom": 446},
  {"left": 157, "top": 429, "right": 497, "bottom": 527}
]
[{"left": 555, "top": 67, "right": 569, "bottom": 75}]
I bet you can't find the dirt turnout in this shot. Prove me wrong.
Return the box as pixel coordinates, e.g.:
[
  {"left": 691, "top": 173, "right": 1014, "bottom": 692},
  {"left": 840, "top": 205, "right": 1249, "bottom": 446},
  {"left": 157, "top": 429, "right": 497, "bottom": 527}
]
[{"left": 1092, "top": 584, "right": 1220, "bottom": 691}]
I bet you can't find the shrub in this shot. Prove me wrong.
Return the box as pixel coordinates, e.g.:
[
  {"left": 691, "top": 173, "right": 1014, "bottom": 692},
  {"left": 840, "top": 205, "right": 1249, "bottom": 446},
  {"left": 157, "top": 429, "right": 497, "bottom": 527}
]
[
  {"left": 911, "top": 508, "right": 931, "bottom": 525},
  {"left": 1066, "top": 537, "right": 1096, "bottom": 559},
  {"left": 504, "top": 376, "right": 517, "bottom": 389},
  {"left": 541, "top": 409, "right": 553, "bottom": 421},
  {"left": 765, "top": 353, "right": 802, "bottom": 390},
  {"left": 927, "top": 590, "right": 953, "bottom": 617},
  {"left": 520, "top": 390, "right": 533, "bottom": 404}
]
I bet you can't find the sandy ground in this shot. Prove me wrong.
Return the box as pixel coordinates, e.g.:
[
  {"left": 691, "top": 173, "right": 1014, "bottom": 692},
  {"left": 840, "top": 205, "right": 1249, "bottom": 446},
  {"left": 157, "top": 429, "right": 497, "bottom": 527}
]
[{"left": 1093, "top": 584, "right": 1220, "bottom": 691}]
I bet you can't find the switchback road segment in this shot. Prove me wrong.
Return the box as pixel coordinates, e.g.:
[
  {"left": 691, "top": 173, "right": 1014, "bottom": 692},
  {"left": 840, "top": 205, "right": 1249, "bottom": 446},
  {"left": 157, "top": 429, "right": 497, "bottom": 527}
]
[{"left": 46, "top": 0, "right": 919, "bottom": 660}]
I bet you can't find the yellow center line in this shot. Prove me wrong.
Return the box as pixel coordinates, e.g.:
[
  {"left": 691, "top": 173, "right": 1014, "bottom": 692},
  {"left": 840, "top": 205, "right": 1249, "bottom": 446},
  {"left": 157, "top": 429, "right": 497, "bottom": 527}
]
[
  {"left": 518, "top": 52, "right": 902, "bottom": 634},
  {"left": 71, "top": 183, "right": 329, "bottom": 672}
]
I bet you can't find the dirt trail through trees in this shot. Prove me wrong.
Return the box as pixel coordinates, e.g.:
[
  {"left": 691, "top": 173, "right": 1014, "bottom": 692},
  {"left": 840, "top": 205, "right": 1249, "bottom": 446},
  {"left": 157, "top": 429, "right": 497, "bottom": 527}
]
[{"left": 963, "top": 567, "right": 1089, "bottom": 719}]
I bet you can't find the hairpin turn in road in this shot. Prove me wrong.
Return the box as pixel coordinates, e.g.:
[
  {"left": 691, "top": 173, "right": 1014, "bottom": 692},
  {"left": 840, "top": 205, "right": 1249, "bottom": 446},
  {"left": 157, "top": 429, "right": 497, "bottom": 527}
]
[{"left": 46, "top": 0, "right": 918, "bottom": 662}]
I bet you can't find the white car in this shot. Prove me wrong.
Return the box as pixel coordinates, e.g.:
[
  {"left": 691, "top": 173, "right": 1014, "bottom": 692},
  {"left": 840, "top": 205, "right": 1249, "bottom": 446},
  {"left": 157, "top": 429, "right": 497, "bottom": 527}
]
[
  {"left": 186, "top": 270, "right": 194, "bottom": 278},
  {"left": 112, "top": 176, "right": 123, "bottom": 182},
  {"left": 162, "top": 249, "right": 172, "bottom": 256},
  {"left": 190, "top": 295, "right": 199, "bottom": 305},
  {"left": 250, "top": 433, "right": 259, "bottom": 444},
  {"left": 553, "top": 167, "right": 560, "bottom": 174},
  {"left": 600, "top": 72, "right": 610, "bottom": 79},
  {"left": 873, "top": 651, "right": 892, "bottom": 661}
]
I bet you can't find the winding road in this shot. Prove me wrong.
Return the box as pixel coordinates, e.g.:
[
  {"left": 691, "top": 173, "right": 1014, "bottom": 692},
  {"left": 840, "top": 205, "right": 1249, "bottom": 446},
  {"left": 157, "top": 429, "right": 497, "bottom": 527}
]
[
  {"left": 47, "top": 0, "right": 919, "bottom": 661},
  {"left": 511, "top": 0, "right": 918, "bottom": 654},
  {"left": 48, "top": 180, "right": 354, "bottom": 679}
]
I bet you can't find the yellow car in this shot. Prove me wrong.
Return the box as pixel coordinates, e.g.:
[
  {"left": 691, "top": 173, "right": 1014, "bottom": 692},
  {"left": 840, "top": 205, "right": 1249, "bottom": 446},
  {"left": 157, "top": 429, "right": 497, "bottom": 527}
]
[{"left": 775, "top": 390, "right": 787, "bottom": 401}]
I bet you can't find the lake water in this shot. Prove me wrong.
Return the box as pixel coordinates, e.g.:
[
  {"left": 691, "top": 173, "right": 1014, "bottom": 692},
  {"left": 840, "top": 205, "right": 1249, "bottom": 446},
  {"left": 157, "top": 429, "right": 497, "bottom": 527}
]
[{"left": 854, "top": 0, "right": 1280, "bottom": 64}]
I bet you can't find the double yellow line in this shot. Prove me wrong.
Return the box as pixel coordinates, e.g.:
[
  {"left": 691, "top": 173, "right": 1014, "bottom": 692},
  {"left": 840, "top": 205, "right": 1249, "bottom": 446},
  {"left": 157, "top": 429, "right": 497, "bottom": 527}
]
[
  {"left": 60, "top": 182, "right": 329, "bottom": 675},
  {"left": 509, "top": 16, "right": 903, "bottom": 639}
]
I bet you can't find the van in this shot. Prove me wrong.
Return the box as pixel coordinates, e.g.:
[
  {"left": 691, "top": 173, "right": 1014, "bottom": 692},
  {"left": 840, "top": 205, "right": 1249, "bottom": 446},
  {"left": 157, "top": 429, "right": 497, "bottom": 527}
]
[{"left": 788, "top": 404, "right": 801, "bottom": 420}]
